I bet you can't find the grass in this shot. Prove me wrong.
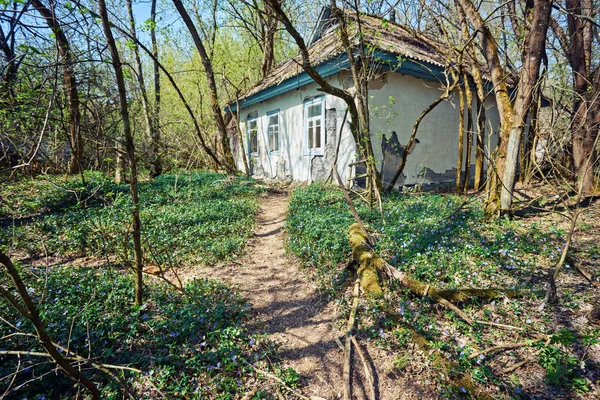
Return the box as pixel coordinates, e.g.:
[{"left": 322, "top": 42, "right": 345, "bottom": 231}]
[
  {"left": 0, "top": 171, "right": 280, "bottom": 399},
  {"left": 286, "top": 184, "right": 599, "bottom": 398}
]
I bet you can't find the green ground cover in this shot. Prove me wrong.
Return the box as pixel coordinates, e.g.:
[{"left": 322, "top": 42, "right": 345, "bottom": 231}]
[
  {"left": 0, "top": 171, "right": 278, "bottom": 399},
  {"left": 1, "top": 171, "right": 261, "bottom": 265},
  {"left": 286, "top": 184, "right": 599, "bottom": 398}
]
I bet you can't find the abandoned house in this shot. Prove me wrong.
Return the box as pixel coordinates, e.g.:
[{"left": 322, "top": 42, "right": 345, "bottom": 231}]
[{"left": 227, "top": 7, "right": 501, "bottom": 188}]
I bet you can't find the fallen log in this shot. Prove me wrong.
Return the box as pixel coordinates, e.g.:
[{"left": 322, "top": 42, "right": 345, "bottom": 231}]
[{"left": 349, "top": 223, "right": 522, "bottom": 305}]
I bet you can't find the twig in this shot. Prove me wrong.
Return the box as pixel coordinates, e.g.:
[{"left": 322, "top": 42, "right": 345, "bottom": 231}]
[
  {"left": 468, "top": 336, "right": 546, "bottom": 360},
  {"left": 351, "top": 336, "right": 376, "bottom": 400},
  {"left": 499, "top": 358, "right": 532, "bottom": 374},
  {"left": 475, "top": 320, "right": 525, "bottom": 331}
]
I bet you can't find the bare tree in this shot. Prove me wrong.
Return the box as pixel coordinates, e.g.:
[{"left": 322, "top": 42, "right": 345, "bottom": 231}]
[
  {"left": 551, "top": 0, "right": 599, "bottom": 194},
  {"left": 31, "top": 0, "right": 83, "bottom": 175},
  {"left": 97, "top": 0, "right": 144, "bottom": 305},
  {"left": 150, "top": 0, "right": 162, "bottom": 177},
  {"left": 125, "top": 0, "right": 162, "bottom": 178},
  {"left": 172, "top": 0, "right": 237, "bottom": 173}
]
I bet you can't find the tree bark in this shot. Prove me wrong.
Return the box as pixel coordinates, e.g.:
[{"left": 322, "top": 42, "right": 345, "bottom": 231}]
[
  {"left": 500, "top": 0, "right": 552, "bottom": 210},
  {"left": 150, "top": 0, "right": 162, "bottom": 177},
  {"left": 172, "top": 0, "right": 237, "bottom": 173},
  {"left": 260, "top": 0, "right": 277, "bottom": 78},
  {"left": 31, "top": 0, "right": 82, "bottom": 174},
  {"left": 97, "top": 0, "right": 144, "bottom": 306},
  {"left": 463, "top": 72, "right": 473, "bottom": 193},
  {"left": 456, "top": 73, "right": 465, "bottom": 193}
]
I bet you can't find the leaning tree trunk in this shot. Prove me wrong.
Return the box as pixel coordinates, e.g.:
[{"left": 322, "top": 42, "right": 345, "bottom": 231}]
[
  {"left": 500, "top": 0, "right": 552, "bottom": 210},
  {"left": 457, "top": 0, "right": 551, "bottom": 214},
  {"left": 455, "top": 0, "right": 514, "bottom": 215},
  {"left": 149, "top": 0, "right": 162, "bottom": 177},
  {"left": 97, "top": 0, "right": 144, "bottom": 306},
  {"left": 32, "top": 0, "right": 82, "bottom": 174},
  {"left": 260, "top": 1, "right": 277, "bottom": 79},
  {"left": 172, "top": 0, "right": 236, "bottom": 173},
  {"left": 126, "top": 0, "right": 160, "bottom": 178}
]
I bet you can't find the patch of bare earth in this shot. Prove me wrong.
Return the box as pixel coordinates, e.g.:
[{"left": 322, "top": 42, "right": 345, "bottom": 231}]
[{"left": 198, "top": 193, "right": 415, "bottom": 399}]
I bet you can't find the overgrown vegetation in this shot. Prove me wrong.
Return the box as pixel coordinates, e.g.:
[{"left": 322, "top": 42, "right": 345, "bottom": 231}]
[
  {"left": 0, "top": 265, "right": 267, "bottom": 398},
  {"left": 1, "top": 171, "right": 261, "bottom": 265},
  {"left": 0, "top": 171, "right": 286, "bottom": 398},
  {"left": 287, "top": 184, "right": 600, "bottom": 398}
]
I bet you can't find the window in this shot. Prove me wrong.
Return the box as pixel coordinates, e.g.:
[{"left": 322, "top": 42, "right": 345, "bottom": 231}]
[
  {"left": 247, "top": 116, "right": 258, "bottom": 155},
  {"left": 267, "top": 110, "right": 280, "bottom": 153},
  {"left": 305, "top": 97, "right": 324, "bottom": 154}
]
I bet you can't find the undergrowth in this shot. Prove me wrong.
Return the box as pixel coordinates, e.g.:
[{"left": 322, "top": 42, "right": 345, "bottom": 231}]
[
  {"left": 286, "top": 184, "right": 598, "bottom": 398},
  {"left": 1, "top": 171, "right": 261, "bottom": 265},
  {"left": 0, "top": 264, "right": 271, "bottom": 398},
  {"left": 0, "top": 171, "right": 281, "bottom": 398}
]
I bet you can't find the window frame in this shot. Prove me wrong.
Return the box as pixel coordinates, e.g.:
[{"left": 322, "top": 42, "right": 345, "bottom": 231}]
[
  {"left": 247, "top": 115, "right": 259, "bottom": 157},
  {"left": 266, "top": 109, "right": 280, "bottom": 155},
  {"left": 303, "top": 96, "right": 325, "bottom": 156}
]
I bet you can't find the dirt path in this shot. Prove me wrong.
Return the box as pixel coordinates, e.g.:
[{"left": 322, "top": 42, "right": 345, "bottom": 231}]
[
  {"left": 208, "top": 193, "right": 344, "bottom": 398},
  {"left": 205, "top": 193, "right": 412, "bottom": 399}
]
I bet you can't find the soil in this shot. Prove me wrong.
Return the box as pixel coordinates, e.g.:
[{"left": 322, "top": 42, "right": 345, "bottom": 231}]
[{"left": 200, "top": 192, "right": 411, "bottom": 399}]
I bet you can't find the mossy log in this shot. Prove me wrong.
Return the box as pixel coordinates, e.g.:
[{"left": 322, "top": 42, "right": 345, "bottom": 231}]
[
  {"left": 349, "top": 223, "right": 522, "bottom": 303},
  {"left": 349, "top": 223, "right": 384, "bottom": 296}
]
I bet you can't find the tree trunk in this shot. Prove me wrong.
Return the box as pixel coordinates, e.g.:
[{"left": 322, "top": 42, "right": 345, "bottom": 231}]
[
  {"left": 260, "top": 1, "right": 277, "bottom": 78},
  {"left": 463, "top": 73, "right": 473, "bottom": 193},
  {"left": 98, "top": 0, "right": 144, "bottom": 306},
  {"left": 172, "top": 0, "right": 236, "bottom": 173},
  {"left": 125, "top": 0, "right": 158, "bottom": 179},
  {"left": 500, "top": 0, "right": 552, "bottom": 210},
  {"left": 150, "top": 0, "right": 162, "bottom": 177},
  {"left": 550, "top": 2, "right": 599, "bottom": 194},
  {"left": 455, "top": 0, "right": 514, "bottom": 215},
  {"left": 333, "top": 5, "right": 382, "bottom": 193},
  {"left": 31, "top": 0, "right": 82, "bottom": 174},
  {"left": 471, "top": 61, "right": 487, "bottom": 191},
  {"left": 456, "top": 76, "right": 465, "bottom": 193}
]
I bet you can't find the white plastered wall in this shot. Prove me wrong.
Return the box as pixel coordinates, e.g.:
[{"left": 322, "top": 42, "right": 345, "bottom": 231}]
[
  {"left": 369, "top": 72, "right": 500, "bottom": 186},
  {"left": 235, "top": 70, "right": 501, "bottom": 186},
  {"left": 235, "top": 75, "right": 358, "bottom": 183}
]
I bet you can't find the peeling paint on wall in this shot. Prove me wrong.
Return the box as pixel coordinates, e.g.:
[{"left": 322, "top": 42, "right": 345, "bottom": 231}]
[
  {"left": 276, "top": 157, "right": 288, "bottom": 180},
  {"left": 380, "top": 131, "right": 419, "bottom": 186},
  {"left": 418, "top": 167, "right": 456, "bottom": 182},
  {"left": 310, "top": 108, "right": 338, "bottom": 181}
]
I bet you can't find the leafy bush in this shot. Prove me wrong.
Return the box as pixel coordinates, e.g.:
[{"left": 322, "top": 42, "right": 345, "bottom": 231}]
[{"left": 0, "top": 264, "right": 263, "bottom": 398}]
